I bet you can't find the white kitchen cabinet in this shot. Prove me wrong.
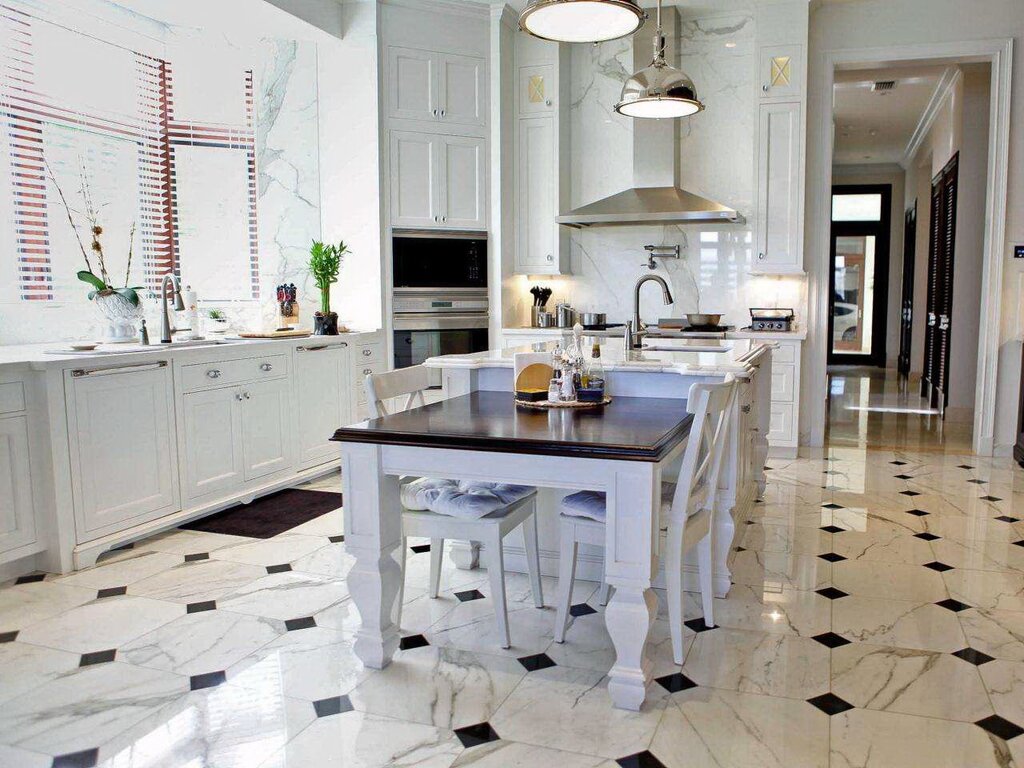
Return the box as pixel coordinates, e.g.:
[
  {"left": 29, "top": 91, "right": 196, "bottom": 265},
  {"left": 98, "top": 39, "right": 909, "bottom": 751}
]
[
  {"left": 66, "top": 362, "right": 179, "bottom": 539},
  {"left": 387, "top": 46, "right": 485, "bottom": 128},
  {"left": 182, "top": 386, "right": 244, "bottom": 500},
  {"left": 759, "top": 46, "right": 803, "bottom": 101},
  {"left": 241, "top": 378, "right": 293, "bottom": 481},
  {"left": 515, "top": 117, "right": 558, "bottom": 274},
  {"left": 518, "top": 64, "right": 554, "bottom": 116},
  {"left": 754, "top": 101, "right": 803, "bottom": 274},
  {"left": 390, "top": 131, "right": 485, "bottom": 230},
  {"left": 0, "top": 415, "right": 36, "bottom": 556},
  {"left": 766, "top": 339, "right": 802, "bottom": 456},
  {"left": 295, "top": 343, "right": 352, "bottom": 468}
]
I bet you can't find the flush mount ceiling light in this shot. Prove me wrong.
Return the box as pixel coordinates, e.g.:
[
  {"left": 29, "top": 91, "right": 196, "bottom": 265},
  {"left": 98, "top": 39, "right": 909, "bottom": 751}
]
[
  {"left": 614, "top": 0, "right": 704, "bottom": 119},
  {"left": 518, "top": 0, "right": 646, "bottom": 44}
]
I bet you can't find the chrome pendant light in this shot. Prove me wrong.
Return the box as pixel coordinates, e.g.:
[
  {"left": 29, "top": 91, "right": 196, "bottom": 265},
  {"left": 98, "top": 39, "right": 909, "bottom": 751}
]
[
  {"left": 518, "top": 0, "right": 645, "bottom": 44},
  {"left": 614, "top": 0, "right": 704, "bottom": 119}
]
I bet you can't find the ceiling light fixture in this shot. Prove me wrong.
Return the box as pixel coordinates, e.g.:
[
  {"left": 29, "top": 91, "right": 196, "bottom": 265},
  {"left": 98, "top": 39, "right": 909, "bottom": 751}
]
[
  {"left": 518, "top": 0, "right": 645, "bottom": 44},
  {"left": 614, "top": 0, "right": 704, "bottom": 119}
]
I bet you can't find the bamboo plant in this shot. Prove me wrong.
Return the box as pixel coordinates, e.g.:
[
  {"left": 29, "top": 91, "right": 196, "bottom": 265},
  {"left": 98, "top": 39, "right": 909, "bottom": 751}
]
[{"left": 308, "top": 240, "right": 349, "bottom": 315}]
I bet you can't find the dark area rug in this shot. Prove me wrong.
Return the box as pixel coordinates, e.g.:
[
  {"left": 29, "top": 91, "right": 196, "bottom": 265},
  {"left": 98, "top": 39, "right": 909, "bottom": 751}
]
[{"left": 182, "top": 488, "right": 342, "bottom": 539}]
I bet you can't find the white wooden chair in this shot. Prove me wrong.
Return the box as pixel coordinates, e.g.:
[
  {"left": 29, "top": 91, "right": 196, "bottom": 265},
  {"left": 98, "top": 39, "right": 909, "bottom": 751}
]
[
  {"left": 554, "top": 378, "right": 737, "bottom": 664},
  {"left": 365, "top": 365, "right": 543, "bottom": 649}
]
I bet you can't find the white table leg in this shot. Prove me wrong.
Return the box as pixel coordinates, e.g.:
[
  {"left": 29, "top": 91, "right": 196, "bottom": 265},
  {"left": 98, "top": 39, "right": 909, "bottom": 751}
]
[
  {"left": 603, "top": 462, "right": 659, "bottom": 711},
  {"left": 341, "top": 442, "right": 403, "bottom": 669}
]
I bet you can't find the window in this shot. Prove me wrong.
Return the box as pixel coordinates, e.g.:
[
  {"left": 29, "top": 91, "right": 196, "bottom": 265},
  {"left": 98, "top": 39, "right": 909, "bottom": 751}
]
[
  {"left": 831, "top": 193, "right": 883, "bottom": 222},
  {"left": 0, "top": 3, "right": 259, "bottom": 303}
]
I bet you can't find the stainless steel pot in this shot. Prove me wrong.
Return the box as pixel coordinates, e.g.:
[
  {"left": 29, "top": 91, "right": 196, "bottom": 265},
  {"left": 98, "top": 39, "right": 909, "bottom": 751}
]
[
  {"left": 580, "top": 312, "right": 607, "bottom": 327},
  {"left": 537, "top": 311, "right": 556, "bottom": 328},
  {"left": 685, "top": 313, "right": 722, "bottom": 327},
  {"left": 556, "top": 304, "right": 577, "bottom": 328}
]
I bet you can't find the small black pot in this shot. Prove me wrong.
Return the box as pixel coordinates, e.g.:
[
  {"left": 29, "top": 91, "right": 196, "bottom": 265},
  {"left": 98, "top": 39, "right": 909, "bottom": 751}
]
[{"left": 313, "top": 311, "right": 339, "bottom": 336}]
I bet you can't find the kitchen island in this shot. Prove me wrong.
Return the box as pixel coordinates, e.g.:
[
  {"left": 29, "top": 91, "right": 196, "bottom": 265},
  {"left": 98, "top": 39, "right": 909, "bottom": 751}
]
[{"left": 334, "top": 337, "right": 772, "bottom": 711}]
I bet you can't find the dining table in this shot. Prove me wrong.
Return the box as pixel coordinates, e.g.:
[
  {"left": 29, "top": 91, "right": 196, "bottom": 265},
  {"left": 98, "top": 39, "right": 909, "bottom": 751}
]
[{"left": 332, "top": 388, "right": 696, "bottom": 711}]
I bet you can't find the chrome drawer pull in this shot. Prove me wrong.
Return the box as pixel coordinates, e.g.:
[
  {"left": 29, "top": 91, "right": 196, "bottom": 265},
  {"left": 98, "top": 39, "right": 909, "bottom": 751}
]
[
  {"left": 260, "top": 363, "right": 273, "bottom": 372},
  {"left": 362, "top": 349, "right": 373, "bottom": 357},
  {"left": 72, "top": 361, "right": 168, "bottom": 378},
  {"left": 363, "top": 367, "right": 373, "bottom": 375},
  {"left": 297, "top": 343, "right": 345, "bottom": 352},
  {"left": 235, "top": 392, "right": 244, "bottom": 401},
  {"left": 207, "top": 369, "right": 222, "bottom": 379}
]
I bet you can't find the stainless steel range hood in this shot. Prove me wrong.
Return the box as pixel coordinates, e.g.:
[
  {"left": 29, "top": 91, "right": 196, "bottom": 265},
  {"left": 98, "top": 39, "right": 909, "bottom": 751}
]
[{"left": 556, "top": 6, "right": 744, "bottom": 229}]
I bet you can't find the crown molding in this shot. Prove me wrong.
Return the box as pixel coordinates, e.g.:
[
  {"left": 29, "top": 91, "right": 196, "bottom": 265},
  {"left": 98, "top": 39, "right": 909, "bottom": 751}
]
[
  {"left": 380, "top": 0, "right": 490, "bottom": 20},
  {"left": 901, "top": 66, "right": 962, "bottom": 169}
]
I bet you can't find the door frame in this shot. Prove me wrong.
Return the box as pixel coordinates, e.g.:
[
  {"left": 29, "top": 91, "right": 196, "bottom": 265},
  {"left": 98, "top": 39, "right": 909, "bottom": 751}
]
[
  {"left": 806, "top": 38, "right": 1013, "bottom": 456},
  {"left": 827, "top": 183, "right": 892, "bottom": 368}
]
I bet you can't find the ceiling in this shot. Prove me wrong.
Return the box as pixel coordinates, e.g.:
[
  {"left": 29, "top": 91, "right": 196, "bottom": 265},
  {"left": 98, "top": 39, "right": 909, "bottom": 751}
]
[{"left": 832, "top": 64, "right": 947, "bottom": 166}]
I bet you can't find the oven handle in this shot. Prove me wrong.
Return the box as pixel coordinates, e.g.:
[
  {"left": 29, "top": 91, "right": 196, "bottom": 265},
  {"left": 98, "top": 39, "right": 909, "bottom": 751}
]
[{"left": 393, "top": 313, "right": 489, "bottom": 331}]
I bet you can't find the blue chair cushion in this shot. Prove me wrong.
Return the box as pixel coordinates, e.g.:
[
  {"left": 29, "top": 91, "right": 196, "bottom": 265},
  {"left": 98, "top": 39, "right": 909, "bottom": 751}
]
[
  {"left": 401, "top": 478, "right": 535, "bottom": 520},
  {"left": 560, "top": 481, "right": 679, "bottom": 523}
]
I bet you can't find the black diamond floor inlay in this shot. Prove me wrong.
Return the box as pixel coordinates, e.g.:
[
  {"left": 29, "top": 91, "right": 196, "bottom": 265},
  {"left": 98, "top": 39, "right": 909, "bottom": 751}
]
[
  {"left": 958, "top": 464, "right": 974, "bottom": 470},
  {"left": 819, "top": 552, "right": 847, "bottom": 563},
  {"left": 79, "top": 649, "right": 116, "bottom": 666},
  {"left": 14, "top": 573, "right": 45, "bottom": 584},
  {"left": 906, "top": 509, "right": 930, "bottom": 517},
  {"left": 184, "top": 553, "right": 209, "bottom": 562},
  {"left": 812, "top": 632, "right": 851, "bottom": 649},
  {"left": 399, "top": 634, "right": 430, "bottom": 651},
  {"left": 981, "top": 496, "right": 1003, "bottom": 503},
  {"left": 96, "top": 586, "right": 127, "bottom": 598},
  {"left": 975, "top": 714, "right": 1024, "bottom": 741},
  {"left": 454, "top": 589, "right": 485, "bottom": 602},
  {"left": 890, "top": 460, "right": 907, "bottom": 466},
  {"left": 655, "top": 672, "right": 698, "bottom": 693},
  {"left": 936, "top": 598, "right": 971, "bottom": 613},
  {"left": 266, "top": 563, "right": 292, "bottom": 574},
  {"left": 967, "top": 479, "right": 986, "bottom": 484},
  {"left": 807, "top": 692, "right": 855, "bottom": 716},
  {"left": 410, "top": 544, "right": 431, "bottom": 554},
  {"left": 187, "top": 601, "right": 216, "bottom": 614},
  {"left": 914, "top": 532, "right": 940, "bottom": 541},
  {"left": 1013, "top": 540, "right": 1024, "bottom": 549},
  {"left": 900, "top": 490, "right": 921, "bottom": 497},
  {"left": 570, "top": 603, "right": 598, "bottom": 617},
  {"left": 822, "top": 503, "right": 843, "bottom": 510},
  {"left": 616, "top": 750, "right": 668, "bottom": 768},
  {"left": 285, "top": 616, "right": 317, "bottom": 631},
  {"left": 735, "top": 546, "right": 747, "bottom": 552},
  {"left": 52, "top": 747, "right": 100, "bottom": 768},
  {"left": 190, "top": 671, "right": 227, "bottom": 690},
  {"left": 820, "top": 525, "right": 846, "bottom": 534},
  {"left": 994, "top": 515, "right": 1020, "bottom": 523},
  {"left": 517, "top": 652, "right": 557, "bottom": 672},
  {"left": 0, "top": 630, "right": 17, "bottom": 643},
  {"left": 894, "top": 474, "right": 913, "bottom": 480},
  {"left": 453, "top": 721, "right": 500, "bottom": 748},
  {"left": 952, "top": 647, "right": 995, "bottom": 666},
  {"left": 816, "top": 587, "right": 849, "bottom": 600},
  {"left": 923, "top": 561, "right": 954, "bottom": 573},
  {"left": 684, "top": 617, "right": 716, "bottom": 633},
  {"left": 328, "top": 535, "right": 345, "bottom": 543},
  {"left": 313, "top": 694, "right": 353, "bottom": 717}
]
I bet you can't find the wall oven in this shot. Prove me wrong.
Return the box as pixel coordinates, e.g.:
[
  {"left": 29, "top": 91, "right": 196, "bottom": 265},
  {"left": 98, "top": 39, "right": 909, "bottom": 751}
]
[{"left": 392, "top": 230, "right": 490, "bottom": 369}]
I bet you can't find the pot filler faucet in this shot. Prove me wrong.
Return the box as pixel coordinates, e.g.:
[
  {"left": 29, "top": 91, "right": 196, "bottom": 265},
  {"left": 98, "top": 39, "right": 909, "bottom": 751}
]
[
  {"left": 627, "top": 273, "right": 673, "bottom": 350},
  {"left": 160, "top": 273, "right": 186, "bottom": 344}
]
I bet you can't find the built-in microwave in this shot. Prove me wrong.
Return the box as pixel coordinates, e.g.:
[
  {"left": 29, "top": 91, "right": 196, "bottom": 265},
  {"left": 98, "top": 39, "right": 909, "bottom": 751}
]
[{"left": 392, "top": 230, "right": 487, "bottom": 289}]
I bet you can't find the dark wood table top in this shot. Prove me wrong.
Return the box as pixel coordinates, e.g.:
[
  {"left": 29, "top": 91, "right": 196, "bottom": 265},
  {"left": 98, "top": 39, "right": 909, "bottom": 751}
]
[{"left": 331, "top": 391, "right": 692, "bottom": 462}]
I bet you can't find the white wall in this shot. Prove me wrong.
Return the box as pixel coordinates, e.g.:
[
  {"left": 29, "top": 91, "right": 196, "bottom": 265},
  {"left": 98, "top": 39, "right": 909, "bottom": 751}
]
[
  {"left": 806, "top": 0, "right": 1023, "bottom": 453},
  {"left": 831, "top": 163, "right": 905, "bottom": 367}
]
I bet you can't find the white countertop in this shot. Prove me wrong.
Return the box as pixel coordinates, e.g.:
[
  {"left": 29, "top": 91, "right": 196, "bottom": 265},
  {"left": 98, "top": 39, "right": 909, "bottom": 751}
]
[
  {"left": 0, "top": 331, "right": 378, "bottom": 371},
  {"left": 426, "top": 338, "right": 771, "bottom": 377},
  {"left": 502, "top": 325, "right": 808, "bottom": 341}
]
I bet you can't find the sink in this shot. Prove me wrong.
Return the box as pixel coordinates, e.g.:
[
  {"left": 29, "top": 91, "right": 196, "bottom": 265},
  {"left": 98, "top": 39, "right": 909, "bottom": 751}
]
[{"left": 62, "top": 338, "right": 241, "bottom": 355}]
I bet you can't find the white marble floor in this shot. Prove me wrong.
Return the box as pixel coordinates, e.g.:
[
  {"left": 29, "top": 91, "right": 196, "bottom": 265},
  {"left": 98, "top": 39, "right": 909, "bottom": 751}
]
[{"left": 1, "top": 451, "right": 1023, "bottom": 768}]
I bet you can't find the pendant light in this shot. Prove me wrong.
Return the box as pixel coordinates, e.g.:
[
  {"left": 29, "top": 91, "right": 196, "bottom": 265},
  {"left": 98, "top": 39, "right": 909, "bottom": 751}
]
[
  {"left": 614, "top": 0, "right": 704, "bottom": 119},
  {"left": 518, "top": 0, "right": 645, "bottom": 44}
]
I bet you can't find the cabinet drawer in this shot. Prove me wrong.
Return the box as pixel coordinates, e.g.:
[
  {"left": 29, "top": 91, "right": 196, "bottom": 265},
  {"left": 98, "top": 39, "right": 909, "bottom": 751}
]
[
  {"left": 768, "top": 402, "right": 796, "bottom": 442},
  {"left": 0, "top": 382, "right": 25, "bottom": 414},
  {"left": 772, "top": 343, "right": 797, "bottom": 364},
  {"left": 356, "top": 341, "right": 384, "bottom": 364},
  {"left": 771, "top": 363, "right": 796, "bottom": 403},
  {"left": 181, "top": 354, "right": 288, "bottom": 392},
  {"left": 354, "top": 361, "right": 386, "bottom": 404}
]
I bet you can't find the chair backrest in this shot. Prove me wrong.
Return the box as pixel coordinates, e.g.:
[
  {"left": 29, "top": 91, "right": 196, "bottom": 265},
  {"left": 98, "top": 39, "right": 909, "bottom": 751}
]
[
  {"left": 364, "top": 365, "right": 435, "bottom": 418},
  {"left": 668, "top": 377, "right": 738, "bottom": 520}
]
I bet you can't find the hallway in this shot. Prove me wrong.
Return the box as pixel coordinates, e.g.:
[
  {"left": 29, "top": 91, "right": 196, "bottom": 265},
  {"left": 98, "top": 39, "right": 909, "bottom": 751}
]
[{"left": 826, "top": 366, "right": 974, "bottom": 453}]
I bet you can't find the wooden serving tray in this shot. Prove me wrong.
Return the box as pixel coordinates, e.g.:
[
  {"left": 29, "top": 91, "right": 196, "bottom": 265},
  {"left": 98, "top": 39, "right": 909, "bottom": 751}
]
[{"left": 515, "top": 396, "right": 611, "bottom": 409}]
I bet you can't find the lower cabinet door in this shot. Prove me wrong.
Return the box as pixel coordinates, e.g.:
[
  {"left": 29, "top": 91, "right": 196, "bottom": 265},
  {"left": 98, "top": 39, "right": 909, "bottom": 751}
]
[
  {"left": 183, "top": 387, "right": 245, "bottom": 501},
  {"left": 0, "top": 415, "right": 36, "bottom": 554},
  {"left": 241, "top": 378, "right": 294, "bottom": 481},
  {"left": 68, "top": 364, "right": 179, "bottom": 538},
  {"left": 295, "top": 345, "right": 350, "bottom": 467}
]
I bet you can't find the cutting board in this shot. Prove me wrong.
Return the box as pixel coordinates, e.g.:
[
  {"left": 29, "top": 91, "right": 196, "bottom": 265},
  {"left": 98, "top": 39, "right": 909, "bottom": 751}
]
[{"left": 237, "top": 329, "right": 312, "bottom": 339}]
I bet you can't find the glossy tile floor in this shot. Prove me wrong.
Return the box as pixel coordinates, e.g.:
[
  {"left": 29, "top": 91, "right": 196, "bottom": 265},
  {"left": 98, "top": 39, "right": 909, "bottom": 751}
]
[{"left": 2, "top": 452, "right": 1024, "bottom": 768}]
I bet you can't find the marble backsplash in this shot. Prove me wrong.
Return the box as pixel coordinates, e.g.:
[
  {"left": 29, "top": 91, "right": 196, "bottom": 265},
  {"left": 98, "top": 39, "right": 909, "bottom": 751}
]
[{"left": 507, "top": 8, "right": 806, "bottom": 331}]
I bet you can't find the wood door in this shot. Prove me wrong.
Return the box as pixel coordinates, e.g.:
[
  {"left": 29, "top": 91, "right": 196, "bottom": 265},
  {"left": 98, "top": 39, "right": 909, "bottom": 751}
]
[
  {"left": 922, "top": 181, "right": 942, "bottom": 399},
  {"left": 897, "top": 203, "right": 917, "bottom": 377},
  {"left": 922, "top": 154, "right": 958, "bottom": 410},
  {"left": 241, "top": 377, "right": 293, "bottom": 481},
  {"left": 183, "top": 387, "right": 244, "bottom": 501}
]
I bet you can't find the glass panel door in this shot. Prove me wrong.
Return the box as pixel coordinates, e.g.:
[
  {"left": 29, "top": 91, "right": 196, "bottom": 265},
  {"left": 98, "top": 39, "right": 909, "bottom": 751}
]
[{"left": 832, "top": 234, "right": 876, "bottom": 356}]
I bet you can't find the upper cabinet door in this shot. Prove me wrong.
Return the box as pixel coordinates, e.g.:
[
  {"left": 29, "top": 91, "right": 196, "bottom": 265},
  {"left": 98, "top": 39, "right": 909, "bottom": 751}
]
[
  {"left": 518, "top": 64, "right": 554, "bottom": 116},
  {"left": 390, "top": 131, "right": 441, "bottom": 228},
  {"left": 440, "top": 135, "right": 486, "bottom": 230},
  {"left": 388, "top": 47, "right": 438, "bottom": 122},
  {"left": 515, "top": 117, "right": 556, "bottom": 273},
  {"left": 759, "top": 46, "right": 803, "bottom": 100},
  {"left": 439, "top": 54, "right": 485, "bottom": 127},
  {"left": 755, "top": 101, "right": 802, "bottom": 273}
]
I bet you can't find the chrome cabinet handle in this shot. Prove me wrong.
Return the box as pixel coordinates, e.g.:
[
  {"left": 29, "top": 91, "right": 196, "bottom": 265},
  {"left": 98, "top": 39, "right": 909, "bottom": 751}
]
[
  {"left": 432, "top": 108, "right": 438, "bottom": 117},
  {"left": 440, "top": 108, "right": 446, "bottom": 117},
  {"left": 762, "top": 84, "right": 770, "bottom": 93},
  {"left": 441, "top": 216, "right": 447, "bottom": 223},
  {"left": 546, "top": 254, "right": 553, "bottom": 262},
  {"left": 243, "top": 391, "right": 251, "bottom": 399},
  {"left": 235, "top": 391, "right": 243, "bottom": 401},
  {"left": 206, "top": 369, "right": 222, "bottom": 379},
  {"left": 362, "top": 349, "right": 372, "bottom": 356},
  {"left": 545, "top": 99, "right": 552, "bottom": 106},
  {"left": 297, "top": 343, "right": 343, "bottom": 352},
  {"left": 72, "top": 360, "right": 168, "bottom": 378},
  {"left": 758, "top": 252, "right": 766, "bottom": 261},
  {"left": 362, "top": 367, "right": 373, "bottom": 375},
  {"left": 260, "top": 363, "right": 273, "bottom": 371}
]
